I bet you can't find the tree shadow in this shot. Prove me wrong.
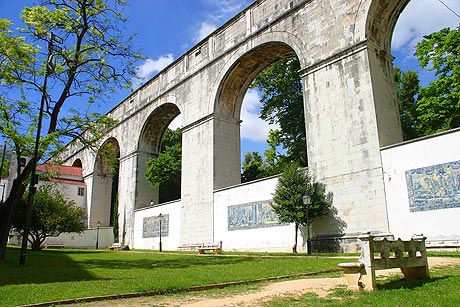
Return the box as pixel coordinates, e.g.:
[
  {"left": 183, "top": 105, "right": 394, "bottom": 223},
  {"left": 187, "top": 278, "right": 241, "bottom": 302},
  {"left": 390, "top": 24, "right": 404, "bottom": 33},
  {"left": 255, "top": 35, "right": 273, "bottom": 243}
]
[
  {"left": 300, "top": 192, "right": 348, "bottom": 253},
  {"left": 0, "top": 247, "right": 256, "bottom": 286}
]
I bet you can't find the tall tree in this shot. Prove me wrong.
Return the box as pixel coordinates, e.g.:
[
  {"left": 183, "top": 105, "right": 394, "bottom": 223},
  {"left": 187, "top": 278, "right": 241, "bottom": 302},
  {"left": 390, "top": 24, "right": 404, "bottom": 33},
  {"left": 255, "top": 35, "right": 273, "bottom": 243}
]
[
  {"left": 0, "top": 0, "right": 141, "bottom": 263},
  {"left": 251, "top": 56, "right": 307, "bottom": 167},
  {"left": 145, "top": 128, "right": 182, "bottom": 203},
  {"left": 12, "top": 184, "right": 86, "bottom": 250},
  {"left": 271, "top": 163, "right": 331, "bottom": 253},
  {"left": 394, "top": 67, "right": 420, "bottom": 141},
  {"left": 415, "top": 26, "right": 460, "bottom": 136}
]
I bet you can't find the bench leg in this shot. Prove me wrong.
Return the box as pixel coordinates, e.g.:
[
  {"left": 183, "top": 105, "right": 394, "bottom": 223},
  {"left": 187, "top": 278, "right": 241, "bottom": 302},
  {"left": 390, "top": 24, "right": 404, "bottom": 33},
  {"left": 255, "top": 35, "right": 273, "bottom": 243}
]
[
  {"left": 401, "top": 266, "right": 430, "bottom": 280},
  {"left": 360, "top": 266, "right": 376, "bottom": 291},
  {"left": 341, "top": 267, "right": 363, "bottom": 291}
]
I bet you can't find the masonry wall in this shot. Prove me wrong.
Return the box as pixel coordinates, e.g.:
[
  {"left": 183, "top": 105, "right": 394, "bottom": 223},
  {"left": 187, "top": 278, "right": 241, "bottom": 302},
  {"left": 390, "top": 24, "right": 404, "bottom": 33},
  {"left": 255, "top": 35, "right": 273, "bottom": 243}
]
[
  {"left": 381, "top": 129, "right": 460, "bottom": 241},
  {"left": 133, "top": 200, "right": 181, "bottom": 250}
]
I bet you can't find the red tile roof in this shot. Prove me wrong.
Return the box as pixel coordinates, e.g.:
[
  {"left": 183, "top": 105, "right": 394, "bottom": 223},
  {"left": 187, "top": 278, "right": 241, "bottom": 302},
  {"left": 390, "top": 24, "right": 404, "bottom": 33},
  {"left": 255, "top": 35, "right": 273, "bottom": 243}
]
[{"left": 36, "top": 164, "right": 83, "bottom": 177}]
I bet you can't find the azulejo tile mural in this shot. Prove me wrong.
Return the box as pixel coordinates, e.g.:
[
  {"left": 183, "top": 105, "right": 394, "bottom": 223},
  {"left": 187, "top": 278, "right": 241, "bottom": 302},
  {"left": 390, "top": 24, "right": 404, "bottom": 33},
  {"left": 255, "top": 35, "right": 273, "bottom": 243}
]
[
  {"left": 143, "top": 214, "right": 169, "bottom": 238},
  {"left": 406, "top": 160, "right": 460, "bottom": 212},
  {"left": 228, "top": 201, "right": 283, "bottom": 231}
]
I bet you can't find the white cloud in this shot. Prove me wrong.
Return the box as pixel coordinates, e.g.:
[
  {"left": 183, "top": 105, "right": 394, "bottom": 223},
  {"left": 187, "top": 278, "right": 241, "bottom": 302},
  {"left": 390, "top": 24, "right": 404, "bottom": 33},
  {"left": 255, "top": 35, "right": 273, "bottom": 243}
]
[
  {"left": 240, "top": 89, "right": 279, "bottom": 142},
  {"left": 191, "top": 0, "right": 252, "bottom": 43},
  {"left": 194, "top": 22, "right": 217, "bottom": 43},
  {"left": 392, "top": 0, "right": 460, "bottom": 53},
  {"left": 132, "top": 54, "right": 175, "bottom": 88}
]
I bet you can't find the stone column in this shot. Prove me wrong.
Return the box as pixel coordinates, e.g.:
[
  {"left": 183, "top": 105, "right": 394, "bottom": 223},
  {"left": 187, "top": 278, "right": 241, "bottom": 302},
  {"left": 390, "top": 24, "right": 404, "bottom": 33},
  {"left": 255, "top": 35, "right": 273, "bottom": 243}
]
[
  {"left": 180, "top": 114, "right": 240, "bottom": 244},
  {"left": 301, "top": 41, "right": 400, "bottom": 236}
]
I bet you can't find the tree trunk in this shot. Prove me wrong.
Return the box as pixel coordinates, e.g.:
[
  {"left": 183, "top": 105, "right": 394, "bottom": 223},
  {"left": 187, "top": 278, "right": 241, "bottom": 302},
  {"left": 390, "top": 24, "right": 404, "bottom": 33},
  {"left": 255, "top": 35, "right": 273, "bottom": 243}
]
[
  {"left": 292, "top": 223, "right": 298, "bottom": 253},
  {"left": 0, "top": 171, "right": 29, "bottom": 263}
]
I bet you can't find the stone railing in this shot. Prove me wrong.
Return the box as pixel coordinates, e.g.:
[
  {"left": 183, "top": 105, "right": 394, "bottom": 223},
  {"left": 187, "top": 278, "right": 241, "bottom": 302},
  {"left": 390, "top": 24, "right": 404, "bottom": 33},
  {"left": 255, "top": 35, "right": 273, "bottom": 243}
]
[{"left": 339, "top": 233, "right": 429, "bottom": 291}]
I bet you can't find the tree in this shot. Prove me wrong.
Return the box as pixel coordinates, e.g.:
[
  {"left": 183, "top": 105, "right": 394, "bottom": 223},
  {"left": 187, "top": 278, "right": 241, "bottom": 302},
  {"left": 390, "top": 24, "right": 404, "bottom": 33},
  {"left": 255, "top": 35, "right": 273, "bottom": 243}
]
[
  {"left": 251, "top": 56, "right": 307, "bottom": 167},
  {"left": 12, "top": 184, "right": 86, "bottom": 250},
  {"left": 145, "top": 128, "right": 182, "bottom": 203},
  {"left": 415, "top": 26, "right": 460, "bottom": 136},
  {"left": 0, "top": 0, "right": 141, "bottom": 263},
  {"left": 394, "top": 67, "right": 421, "bottom": 141},
  {"left": 271, "top": 163, "right": 331, "bottom": 253},
  {"left": 0, "top": 158, "right": 10, "bottom": 179},
  {"left": 241, "top": 151, "right": 264, "bottom": 183}
]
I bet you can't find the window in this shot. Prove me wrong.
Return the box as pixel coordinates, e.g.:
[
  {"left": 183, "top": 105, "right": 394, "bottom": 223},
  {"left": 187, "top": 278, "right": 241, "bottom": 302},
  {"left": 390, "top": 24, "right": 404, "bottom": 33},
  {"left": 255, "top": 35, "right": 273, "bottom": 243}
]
[
  {"left": 20, "top": 158, "right": 26, "bottom": 167},
  {"left": 77, "top": 187, "right": 85, "bottom": 196}
]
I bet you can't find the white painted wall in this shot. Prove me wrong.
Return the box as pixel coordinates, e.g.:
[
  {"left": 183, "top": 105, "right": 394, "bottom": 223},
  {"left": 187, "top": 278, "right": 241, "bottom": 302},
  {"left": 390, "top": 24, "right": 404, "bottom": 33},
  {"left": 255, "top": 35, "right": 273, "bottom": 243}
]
[
  {"left": 214, "top": 177, "right": 302, "bottom": 252},
  {"left": 43, "top": 227, "right": 114, "bottom": 249},
  {"left": 381, "top": 129, "right": 460, "bottom": 240},
  {"left": 133, "top": 200, "right": 181, "bottom": 250}
]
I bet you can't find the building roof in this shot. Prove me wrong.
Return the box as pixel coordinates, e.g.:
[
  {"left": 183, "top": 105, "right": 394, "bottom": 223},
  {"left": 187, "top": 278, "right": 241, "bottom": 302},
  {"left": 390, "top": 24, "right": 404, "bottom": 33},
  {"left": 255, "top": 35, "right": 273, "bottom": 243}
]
[{"left": 36, "top": 164, "right": 83, "bottom": 177}]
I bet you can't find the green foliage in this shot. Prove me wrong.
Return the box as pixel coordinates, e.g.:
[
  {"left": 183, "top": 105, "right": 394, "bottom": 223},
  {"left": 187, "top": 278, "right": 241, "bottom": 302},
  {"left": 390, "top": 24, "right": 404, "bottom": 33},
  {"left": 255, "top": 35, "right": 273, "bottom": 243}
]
[
  {"left": 271, "top": 163, "right": 331, "bottom": 252},
  {"left": 145, "top": 128, "right": 182, "bottom": 203},
  {"left": 415, "top": 26, "right": 460, "bottom": 135},
  {"left": 12, "top": 184, "right": 86, "bottom": 250},
  {"left": 0, "top": 158, "right": 9, "bottom": 178},
  {"left": 1, "top": 0, "right": 140, "bottom": 261},
  {"left": 251, "top": 56, "right": 307, "bottom": 167},
  {"left": 394, "top": 67, "right": 421, "bottom": 140}
]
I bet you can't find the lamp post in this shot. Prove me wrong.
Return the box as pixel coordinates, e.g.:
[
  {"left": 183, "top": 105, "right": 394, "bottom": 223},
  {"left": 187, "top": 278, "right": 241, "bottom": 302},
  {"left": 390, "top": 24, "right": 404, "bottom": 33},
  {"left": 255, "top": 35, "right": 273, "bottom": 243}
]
[
  {"left": 302, "top": 194, "right": 312, "bottom": 255},
  {"left": 19, "top": 32, "right": 63, "bottom": 267},
  {"left": 96, "top": 221, "right": 101, "bottom": 250},
  {"left": 158, "top": 213, "right": 163, "bottom": 252}
]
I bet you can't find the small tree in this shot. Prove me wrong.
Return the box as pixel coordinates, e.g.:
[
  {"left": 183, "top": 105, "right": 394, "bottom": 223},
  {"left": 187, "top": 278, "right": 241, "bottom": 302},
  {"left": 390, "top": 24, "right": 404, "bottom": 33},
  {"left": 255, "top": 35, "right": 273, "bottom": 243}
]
[
  {"left": 271, "top": 163, "right": 331, "bottom": 253},
  {"left": 145, "top": 128, "right": 182, "bottom": 203},
  {"left": 12, "top": 184, "right": 86, "bottom": 250}
]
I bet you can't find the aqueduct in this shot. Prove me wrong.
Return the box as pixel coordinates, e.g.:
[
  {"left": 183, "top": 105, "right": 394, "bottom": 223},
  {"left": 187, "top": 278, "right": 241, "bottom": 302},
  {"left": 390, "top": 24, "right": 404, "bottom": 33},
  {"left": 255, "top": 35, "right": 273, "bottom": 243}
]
[{"left": 59, "top": 0, "right": 410, "bottom": 250}]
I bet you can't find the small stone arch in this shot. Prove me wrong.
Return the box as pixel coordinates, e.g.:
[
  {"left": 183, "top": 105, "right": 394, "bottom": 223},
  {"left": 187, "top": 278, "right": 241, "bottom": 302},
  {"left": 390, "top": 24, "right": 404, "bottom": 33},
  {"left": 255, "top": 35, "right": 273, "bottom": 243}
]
[
  {"left": 135, "top": 103, "right": 182, "bottom": 208},
  {"left": 91, "top": 137, "right": 120, "bottom": 228},
  {"left": 72, "top": 158, "right": 82, "bottom": 168}
]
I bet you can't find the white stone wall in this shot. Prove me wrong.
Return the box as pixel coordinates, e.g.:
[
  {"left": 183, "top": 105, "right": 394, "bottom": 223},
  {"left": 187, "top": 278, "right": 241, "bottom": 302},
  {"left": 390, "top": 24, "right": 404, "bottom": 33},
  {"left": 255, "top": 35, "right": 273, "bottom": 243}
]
[
  {"left": 381, "top": 129, "right": 460, "bottom": 240},
  {"left": 214, "top": 177, "right": 302, "bottom": 252},
  {"left": 133, "top": 200, "right": 181, "bottom": 250},
  {"left": 44, "top": 227, "right": 114, "bottom": 249}
]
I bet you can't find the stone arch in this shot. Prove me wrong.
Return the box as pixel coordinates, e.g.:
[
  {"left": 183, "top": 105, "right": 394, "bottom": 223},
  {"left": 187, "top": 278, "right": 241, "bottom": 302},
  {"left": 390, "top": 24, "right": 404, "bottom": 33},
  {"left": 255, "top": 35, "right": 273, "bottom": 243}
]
[
  {"left": 365, "top": 0, "right": 411, "bottom": 52},
  {"left": 136, "top": 103, "right": 182, "bottom": 208},
  {"left": 72, "top": 158, "right": 82, "bottom": 168},
  {"left": 214, "top": 35, "right": 304, "bottom": 120},
  {"left": 212, "top": 41, "right": 303, "bottom": 189},
  {"left": 91, "top": 137, "right": 120, "bottom": 228}
]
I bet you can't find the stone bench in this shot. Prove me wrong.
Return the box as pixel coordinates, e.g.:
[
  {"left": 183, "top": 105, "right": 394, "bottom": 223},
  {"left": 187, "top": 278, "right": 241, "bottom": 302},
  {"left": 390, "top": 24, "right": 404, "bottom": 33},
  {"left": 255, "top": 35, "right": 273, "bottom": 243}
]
[
  {"left": 43, "top": 243, "right": 65, "bottom": 249},
  {"left": 109, "top": 243, "right": 122, "bottom": 250},
  {"left": 339, "top": 233, "right": 429, "bottom": 291},
  {"left": 197, "top": 241, "right": 223, "bottom": 254}
]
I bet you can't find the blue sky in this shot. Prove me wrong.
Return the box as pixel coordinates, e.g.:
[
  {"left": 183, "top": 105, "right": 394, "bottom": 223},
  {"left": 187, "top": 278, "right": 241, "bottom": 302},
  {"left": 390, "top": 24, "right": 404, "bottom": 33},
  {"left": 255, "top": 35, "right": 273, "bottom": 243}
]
[{"left": 1, "top": 0, "right": 459, "bottom": 161}]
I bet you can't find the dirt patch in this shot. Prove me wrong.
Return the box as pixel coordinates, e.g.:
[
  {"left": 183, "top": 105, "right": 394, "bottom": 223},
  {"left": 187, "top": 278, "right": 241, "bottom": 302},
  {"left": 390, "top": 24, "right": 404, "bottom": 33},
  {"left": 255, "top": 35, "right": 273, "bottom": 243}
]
[{"left": 67, "top": 257, "right": 460, "bottom": 307}]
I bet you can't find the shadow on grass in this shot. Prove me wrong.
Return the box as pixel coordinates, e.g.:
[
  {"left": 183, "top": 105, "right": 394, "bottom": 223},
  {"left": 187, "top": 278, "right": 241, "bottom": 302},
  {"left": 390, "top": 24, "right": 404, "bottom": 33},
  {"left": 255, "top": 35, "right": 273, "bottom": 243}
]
[
  {"left": 1, "top": 247, "right": 257, "bottom": 286},
  {"left": 1, "top": 247, "right": 98, "bottom": 285},
  {"left": 377, "top": 276, "right": 447, "bottom": 291}
]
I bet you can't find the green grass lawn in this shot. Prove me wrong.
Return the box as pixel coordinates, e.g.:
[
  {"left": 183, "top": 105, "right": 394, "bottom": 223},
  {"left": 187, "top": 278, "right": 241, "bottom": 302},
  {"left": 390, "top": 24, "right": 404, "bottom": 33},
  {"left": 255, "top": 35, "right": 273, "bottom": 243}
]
[{"left": 0, "top": 247, "right": 346, "bottom": 307}]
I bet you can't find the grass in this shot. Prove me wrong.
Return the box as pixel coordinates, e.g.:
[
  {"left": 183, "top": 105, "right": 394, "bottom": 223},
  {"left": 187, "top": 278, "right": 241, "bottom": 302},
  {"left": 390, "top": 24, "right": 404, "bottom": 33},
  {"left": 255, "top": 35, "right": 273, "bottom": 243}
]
[
  {"left": 0, "top": 246, "right": 346, "bottom": 307},
  {"left": 262, "top": 264, "right": 460, "bottom": 307}
]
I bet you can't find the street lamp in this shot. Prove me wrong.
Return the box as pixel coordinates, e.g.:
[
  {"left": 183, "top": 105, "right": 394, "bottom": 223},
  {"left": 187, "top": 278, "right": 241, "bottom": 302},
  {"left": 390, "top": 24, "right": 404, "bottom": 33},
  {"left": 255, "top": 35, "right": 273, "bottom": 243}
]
[
  {"left": 19, "top": 32, "right": 63, "bottom": 267},
  {"left": 158, "top": 213, "right": 163, "bottom": 252},
  {"left": 302, "top": 194, "right": 312, "bottom": 255},
  {"left": 96, "top": 221, "right": 101, "bottom": 250}
]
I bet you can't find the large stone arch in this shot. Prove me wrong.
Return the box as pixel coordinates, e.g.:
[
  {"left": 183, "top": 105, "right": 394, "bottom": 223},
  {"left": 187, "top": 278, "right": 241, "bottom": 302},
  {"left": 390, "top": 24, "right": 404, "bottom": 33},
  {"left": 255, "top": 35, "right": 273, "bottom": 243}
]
[
  {"left": 90, "top": 137, "right": 120, "bottom": 228},
  {"left": 136, "top": 103, "right": 182, "bottom": 209},
  {"left": 366, "top": 0, "right": 411, "bottom": 52},
  {"left": 211, "top": 41, "right": 302, "bottom": 191}
]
